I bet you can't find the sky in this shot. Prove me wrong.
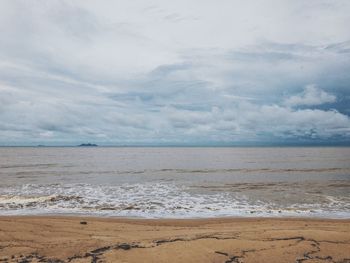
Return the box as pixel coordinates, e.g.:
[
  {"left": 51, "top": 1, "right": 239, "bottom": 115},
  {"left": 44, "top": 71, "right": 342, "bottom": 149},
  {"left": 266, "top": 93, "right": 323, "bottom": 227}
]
[{"left": 0, "top": 0, "right": 350, "bottom": 146}]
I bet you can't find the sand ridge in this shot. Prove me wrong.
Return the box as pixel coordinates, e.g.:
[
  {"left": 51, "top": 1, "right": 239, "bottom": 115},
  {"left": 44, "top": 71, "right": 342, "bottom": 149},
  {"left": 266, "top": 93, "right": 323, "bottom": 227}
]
[{"left": 0, "top": 217, "right": 349, "bottom": 263}]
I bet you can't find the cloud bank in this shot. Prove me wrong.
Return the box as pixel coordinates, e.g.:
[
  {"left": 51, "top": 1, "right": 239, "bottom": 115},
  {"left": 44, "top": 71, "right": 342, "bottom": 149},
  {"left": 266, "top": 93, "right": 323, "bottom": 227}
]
[{"left": 0, "top": 0, "right": 350, "bottom": 145}]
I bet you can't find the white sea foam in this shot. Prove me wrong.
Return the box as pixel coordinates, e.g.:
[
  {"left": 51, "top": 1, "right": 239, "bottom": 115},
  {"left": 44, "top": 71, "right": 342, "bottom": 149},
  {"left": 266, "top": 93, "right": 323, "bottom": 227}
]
[{"left": 0, "top": 183, "right": 349, "bottom": 218}]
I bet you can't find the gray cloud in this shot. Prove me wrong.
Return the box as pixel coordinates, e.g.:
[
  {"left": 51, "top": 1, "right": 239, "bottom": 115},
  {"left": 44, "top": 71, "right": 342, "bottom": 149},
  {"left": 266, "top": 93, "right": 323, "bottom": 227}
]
[{"left": 0, "top": 0, "right": 350, "bottom": 145}]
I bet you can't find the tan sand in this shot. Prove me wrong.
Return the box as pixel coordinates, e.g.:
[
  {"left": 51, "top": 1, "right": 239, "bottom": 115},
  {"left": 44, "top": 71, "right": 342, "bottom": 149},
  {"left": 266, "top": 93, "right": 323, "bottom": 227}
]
[{"left": 0, "top": 216, "right": 349, "bottom": 263}]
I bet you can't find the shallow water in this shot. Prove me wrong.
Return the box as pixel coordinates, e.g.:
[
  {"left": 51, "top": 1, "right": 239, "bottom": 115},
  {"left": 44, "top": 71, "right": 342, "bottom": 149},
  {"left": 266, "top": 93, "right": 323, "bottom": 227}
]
[{"left": 0, "top": 147, "right": 349, "bottom": 218}]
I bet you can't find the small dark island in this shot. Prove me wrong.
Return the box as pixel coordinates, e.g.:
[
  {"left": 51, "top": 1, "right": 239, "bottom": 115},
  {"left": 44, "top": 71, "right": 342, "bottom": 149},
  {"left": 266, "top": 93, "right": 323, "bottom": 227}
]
[{"left": 78, "top": 143, "right": 98, "bottom": 147}]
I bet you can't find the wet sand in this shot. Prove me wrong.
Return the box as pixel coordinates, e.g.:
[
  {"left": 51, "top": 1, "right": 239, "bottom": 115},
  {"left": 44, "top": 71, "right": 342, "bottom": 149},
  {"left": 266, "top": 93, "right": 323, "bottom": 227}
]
[{"left": 0, "top": 217, "right": 349, "bottom": 262}]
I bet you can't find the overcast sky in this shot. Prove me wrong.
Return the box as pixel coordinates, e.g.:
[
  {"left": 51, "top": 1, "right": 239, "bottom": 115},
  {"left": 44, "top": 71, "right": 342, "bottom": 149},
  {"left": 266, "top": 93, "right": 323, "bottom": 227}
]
[{"left": 1, "top": 0, "right": 350, "bottom": 145}]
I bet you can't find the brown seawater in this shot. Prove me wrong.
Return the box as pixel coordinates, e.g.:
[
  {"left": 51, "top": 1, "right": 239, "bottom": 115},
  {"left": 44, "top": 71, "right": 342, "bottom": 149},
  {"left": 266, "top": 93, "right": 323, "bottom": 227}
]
[{"left": 0, "top": 147, "right": 349, "bottom": 218}]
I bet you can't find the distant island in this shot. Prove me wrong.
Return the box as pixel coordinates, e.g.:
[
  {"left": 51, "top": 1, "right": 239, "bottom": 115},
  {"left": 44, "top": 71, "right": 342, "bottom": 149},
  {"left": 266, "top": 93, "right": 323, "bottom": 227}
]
[{"left": 78, "top": 143, "right": 98, "bottom": 147}]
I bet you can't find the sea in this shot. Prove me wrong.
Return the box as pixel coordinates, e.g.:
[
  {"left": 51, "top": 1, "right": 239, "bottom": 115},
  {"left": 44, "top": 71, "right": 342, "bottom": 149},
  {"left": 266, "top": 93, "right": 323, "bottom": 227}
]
[{"left": 0, "top": 147, "right": 349, "bottom": 218}]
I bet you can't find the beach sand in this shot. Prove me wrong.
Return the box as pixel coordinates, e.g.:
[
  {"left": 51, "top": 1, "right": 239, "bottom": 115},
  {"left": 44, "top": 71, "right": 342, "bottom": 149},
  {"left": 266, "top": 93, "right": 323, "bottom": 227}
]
[{"left": 0, "top": 217, "right": 349, "bottom": 263}]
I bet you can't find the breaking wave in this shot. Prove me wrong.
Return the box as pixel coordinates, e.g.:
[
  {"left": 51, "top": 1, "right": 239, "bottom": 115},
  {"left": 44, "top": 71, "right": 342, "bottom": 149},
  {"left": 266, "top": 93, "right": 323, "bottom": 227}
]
[{"left": 0, "top": 183, "right": 349, "bottom": 218}]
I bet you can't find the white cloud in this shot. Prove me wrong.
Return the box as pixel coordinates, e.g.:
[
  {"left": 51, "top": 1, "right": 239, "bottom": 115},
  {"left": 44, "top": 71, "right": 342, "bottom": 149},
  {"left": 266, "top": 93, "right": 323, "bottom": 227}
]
[
  {"left": 241, "top": 104, "right": 350, "bottom": 139},
  {"left": 284, "top": 85, "right": 336, "bottom": 107}
]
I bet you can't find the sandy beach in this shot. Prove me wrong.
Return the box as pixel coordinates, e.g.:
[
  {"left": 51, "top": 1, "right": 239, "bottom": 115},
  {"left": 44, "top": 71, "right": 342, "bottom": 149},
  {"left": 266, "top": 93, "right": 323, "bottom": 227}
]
[
  {"left": 1, "top": 0, "right": 350, "bottom": 261},
  {"left": 0, "top": 217, "right": 349, "bottom": 263}
]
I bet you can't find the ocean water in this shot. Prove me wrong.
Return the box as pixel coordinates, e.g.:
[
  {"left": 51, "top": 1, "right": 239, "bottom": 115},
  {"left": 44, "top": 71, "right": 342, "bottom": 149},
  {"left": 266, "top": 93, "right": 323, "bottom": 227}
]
[{"left": 0, "top": 147, "right": 349, "bottom": 218}]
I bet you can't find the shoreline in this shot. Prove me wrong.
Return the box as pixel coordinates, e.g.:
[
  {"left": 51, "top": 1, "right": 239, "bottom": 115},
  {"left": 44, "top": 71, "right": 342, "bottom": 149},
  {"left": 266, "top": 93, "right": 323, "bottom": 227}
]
[
  {"left": 0, "top": 216, "right": 349, "bottom": 262},
  {"left": 1, "top": 211, "right": 350, "bottom": 220},
  {"left": 1, "top": 214, "right": 350, "bottom": 221}
]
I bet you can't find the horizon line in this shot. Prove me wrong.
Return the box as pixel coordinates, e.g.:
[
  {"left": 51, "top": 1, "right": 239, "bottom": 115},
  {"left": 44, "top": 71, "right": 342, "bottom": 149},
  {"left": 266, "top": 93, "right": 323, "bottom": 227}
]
[{"left": 1, "top": 143, "right": 350, "bottom": 147}]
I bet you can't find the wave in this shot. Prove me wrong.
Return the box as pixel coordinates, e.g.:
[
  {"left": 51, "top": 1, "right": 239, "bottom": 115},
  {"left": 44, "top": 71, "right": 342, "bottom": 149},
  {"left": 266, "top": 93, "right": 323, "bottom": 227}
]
[
  {"left": 0, "top": 183, "right": 349, "bottom": 218},
  {"left": 124, "top": 167, "right": 350, "bottom": 174},
  {"left": 2, "top": 166, "right": 348, "bottom": 174},
  {"left": 0, "top": 163, "right": 58, "bottom": 169}
]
